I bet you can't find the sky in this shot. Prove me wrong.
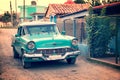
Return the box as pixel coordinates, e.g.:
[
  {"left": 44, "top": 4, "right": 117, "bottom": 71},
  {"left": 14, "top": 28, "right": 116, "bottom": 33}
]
[{"left": 0, "top": 0, "right": 68, "bottom": 14}]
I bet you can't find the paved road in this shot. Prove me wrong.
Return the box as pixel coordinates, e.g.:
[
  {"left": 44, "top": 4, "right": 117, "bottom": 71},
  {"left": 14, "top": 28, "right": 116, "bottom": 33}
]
[{"left": 0, "top": 29, "right": 120, "bottom": 80}]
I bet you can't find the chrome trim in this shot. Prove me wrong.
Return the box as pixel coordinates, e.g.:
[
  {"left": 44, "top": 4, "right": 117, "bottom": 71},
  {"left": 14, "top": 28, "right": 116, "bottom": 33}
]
[
  {"left": 24, "top": 51, "right": 80, "bottom": 60},
  {"left": 37, "top": 46, "right": 71, "bottom": 50}
]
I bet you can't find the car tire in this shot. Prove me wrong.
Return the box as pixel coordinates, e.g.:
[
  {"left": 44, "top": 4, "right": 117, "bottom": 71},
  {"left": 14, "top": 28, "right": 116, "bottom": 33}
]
[
  {"left": 21, "top": 50, "right": 31, "bottom": 69},
  {"left": 22, "top": 60, "right": 31, "bottom": 69},
  {"left": 13, "top": 47, "right": 19, "bottom": 59},
  {"left": 66, "top": 58, "right": 76, "bottom": 64}
]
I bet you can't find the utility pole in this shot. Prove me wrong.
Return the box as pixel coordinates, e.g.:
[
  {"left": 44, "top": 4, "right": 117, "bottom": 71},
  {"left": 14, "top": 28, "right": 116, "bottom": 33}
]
[
  {"left": 15, "top": 0, "right": 18, "bottom": 22},
  {"left": 10, "top": 0, "right": 13, "bottom": 26},
  {"left": 23, "top": 0, "right": 25, "bottom": 21}
]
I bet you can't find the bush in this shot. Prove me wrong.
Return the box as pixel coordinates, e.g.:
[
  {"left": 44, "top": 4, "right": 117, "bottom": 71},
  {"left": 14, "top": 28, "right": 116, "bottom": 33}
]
[{"left": 86, "top": 16, "right": 116, "bottom": 57}]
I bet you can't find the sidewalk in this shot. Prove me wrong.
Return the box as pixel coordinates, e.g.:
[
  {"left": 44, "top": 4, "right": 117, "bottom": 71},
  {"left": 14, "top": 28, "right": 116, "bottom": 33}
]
[
  {"left": 78, "top": 44, "right": 120, "bottom": 70},
  {"left": 97, "top": 57, "right": 120, "bottom": 65},
  {"left": 87, "top": 57, "right": 120, "bottom": 70}
]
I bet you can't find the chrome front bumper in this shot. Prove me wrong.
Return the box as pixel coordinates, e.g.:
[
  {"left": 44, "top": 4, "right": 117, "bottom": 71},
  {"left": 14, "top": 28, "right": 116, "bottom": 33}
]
[{"left": 24, "top": 51, "right": 80, "bottom": 61}]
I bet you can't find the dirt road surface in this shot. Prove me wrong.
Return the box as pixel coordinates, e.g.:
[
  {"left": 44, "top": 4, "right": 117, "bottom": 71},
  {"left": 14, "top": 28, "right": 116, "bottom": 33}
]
[{"left": 0, "top": 29, "right": 120, "bottom": 80}]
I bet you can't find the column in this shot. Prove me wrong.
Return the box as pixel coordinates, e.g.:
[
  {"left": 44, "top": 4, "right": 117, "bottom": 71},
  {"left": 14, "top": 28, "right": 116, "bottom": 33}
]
[
  {"left": 35, "top": 15, "right": 38, "bottom": 21},
  {"left": 63, "top": 20, "right": 66, "bottom": 31},
  {"left": 73, "top": 19, "right": 76, "bottom": 37}
]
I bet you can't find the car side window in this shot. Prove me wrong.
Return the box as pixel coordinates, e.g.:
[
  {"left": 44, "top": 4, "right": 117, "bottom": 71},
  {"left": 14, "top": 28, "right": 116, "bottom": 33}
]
[
  {"left": 17, "top": 27, "right": 22, "bottom": 36},
  {"left": 21, "top": 27, "right": 25, "bottom": 36}
]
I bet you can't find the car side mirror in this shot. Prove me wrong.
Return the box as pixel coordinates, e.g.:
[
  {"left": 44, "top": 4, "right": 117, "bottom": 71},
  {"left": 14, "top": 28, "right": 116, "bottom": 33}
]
[
  {"left": 61, "top": 31, "right": 66, "bottom": 35},
  {"left": 15, "top": 34, "right": 20, "bottom": 37}
]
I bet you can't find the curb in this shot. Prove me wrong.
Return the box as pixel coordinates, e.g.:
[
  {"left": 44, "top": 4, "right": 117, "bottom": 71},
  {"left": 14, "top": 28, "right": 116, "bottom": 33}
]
[{"left": 87, "top": 57, "right": 120, "bottom": 70}]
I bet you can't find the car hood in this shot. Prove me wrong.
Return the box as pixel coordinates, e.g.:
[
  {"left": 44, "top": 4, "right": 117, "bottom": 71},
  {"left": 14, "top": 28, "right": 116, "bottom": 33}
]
[{"left": 22, "top": 34, "right": 74, "bottom": 49}]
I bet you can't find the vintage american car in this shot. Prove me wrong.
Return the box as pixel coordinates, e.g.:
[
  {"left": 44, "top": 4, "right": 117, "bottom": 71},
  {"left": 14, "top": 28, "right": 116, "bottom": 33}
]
[{"left": 11, "top": 21, "right": 80, "bottom": 68}]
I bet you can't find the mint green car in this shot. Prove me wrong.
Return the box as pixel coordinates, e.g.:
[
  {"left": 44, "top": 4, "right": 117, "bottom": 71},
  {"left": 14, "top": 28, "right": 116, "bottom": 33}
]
[{"left": 11, "top": 21, "right": 80, "bottom": 68}]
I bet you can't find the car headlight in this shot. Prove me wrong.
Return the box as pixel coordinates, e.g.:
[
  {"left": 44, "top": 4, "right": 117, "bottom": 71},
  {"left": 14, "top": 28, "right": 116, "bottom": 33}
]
[
  {"left": 72, "top": 39, "right": 78, "bottom": 46},
  {"left": 27, "top": 41, "right": 35, "bottom": 50}
]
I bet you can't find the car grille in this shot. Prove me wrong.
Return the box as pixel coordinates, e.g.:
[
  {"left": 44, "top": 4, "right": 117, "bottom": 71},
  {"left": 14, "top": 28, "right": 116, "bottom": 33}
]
[{"left": 34, "top": 48, "right": 74, "bottom": 57}]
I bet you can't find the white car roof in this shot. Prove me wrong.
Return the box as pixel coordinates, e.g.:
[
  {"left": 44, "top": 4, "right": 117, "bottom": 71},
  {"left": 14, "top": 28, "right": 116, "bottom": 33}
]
[{"left": 19, "top": 21, "right": 56, "bottom": 26}]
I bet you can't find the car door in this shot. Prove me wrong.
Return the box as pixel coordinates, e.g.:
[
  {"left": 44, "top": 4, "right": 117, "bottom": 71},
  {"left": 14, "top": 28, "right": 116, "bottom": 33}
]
[{"left": 14, "top": 26, "right": 23, "bottom": 54}]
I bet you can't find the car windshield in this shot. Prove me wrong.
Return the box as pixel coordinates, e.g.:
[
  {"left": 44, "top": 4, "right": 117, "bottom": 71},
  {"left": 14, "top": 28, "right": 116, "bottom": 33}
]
[{"left": 26, "top": 25, "right": 59, "bottom": 35}]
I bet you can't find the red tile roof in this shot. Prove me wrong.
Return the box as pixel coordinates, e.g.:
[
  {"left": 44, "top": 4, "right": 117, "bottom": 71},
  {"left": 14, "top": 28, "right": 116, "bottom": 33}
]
[{"left": 45, "top": 3, "right": 90, "bottom": 18}]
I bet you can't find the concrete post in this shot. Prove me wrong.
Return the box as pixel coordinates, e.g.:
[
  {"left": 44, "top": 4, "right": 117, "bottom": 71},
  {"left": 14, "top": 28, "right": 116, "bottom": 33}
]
[
  {"left": 50, "top": 15, "right": 57, "bottom": 23},
  {"left": 63, "top": 20, "right": 66, "bottom": 31},
  {"left": 50, "top": 16, "right": 53, "bottom": 22},
  {"left": 73, "top": 19, "right": 76, "bottom": 37},
  {"left": 23, "top": 0, "right": 25, "bottom": 21},
  {"left": 35, "top": 15, "right": 38, "bottom": 21}
]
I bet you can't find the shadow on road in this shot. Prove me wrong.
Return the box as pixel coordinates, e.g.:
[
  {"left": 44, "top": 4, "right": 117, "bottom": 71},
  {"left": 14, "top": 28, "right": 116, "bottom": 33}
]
[
  {"left": 14, "top": 58, "right": 78, "bottom": 70},
  {"left": 29, "top": 60, "right": 78, "bottom": 70}
]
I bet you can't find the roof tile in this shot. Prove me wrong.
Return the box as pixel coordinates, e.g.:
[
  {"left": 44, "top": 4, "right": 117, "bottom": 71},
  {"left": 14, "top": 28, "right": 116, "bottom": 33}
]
[{"left": 46, "top": 3, "right": 90, "bottom": 17}]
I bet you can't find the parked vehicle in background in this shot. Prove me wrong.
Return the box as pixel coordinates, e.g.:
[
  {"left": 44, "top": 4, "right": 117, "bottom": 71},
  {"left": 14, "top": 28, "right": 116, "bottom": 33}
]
[{"left": 11, "top": 21, "right": 80, "bottom": 68}]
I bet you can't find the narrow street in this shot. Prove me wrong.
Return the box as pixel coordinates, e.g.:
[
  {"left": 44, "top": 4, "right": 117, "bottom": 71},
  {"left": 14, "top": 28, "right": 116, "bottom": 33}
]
[{"left": 0, "top": 29, "right": 120, "bottom": 80}]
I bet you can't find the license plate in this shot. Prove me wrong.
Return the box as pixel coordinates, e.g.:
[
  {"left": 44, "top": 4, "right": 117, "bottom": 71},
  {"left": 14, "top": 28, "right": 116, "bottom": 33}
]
[
  {"left": 49, "top": 55, "right": 62, "bottom": 60},
  {"left": 32, "top": 58, "right": 39, "bottom": 60}
]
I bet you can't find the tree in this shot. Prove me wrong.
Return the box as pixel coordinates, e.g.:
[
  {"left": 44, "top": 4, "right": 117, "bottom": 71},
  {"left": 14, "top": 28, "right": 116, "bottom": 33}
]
[
  {"left": 0, "top": 16, "right": 2, "bottom": 22},
  {"left": 86, "top": 0, "right": 101, "bottom": 6},
  {"left": 94, "top": 0, "right": 101, "bottom": 6},
  {"left": 86, "top": 7, "right": 116, "bottom": 57},
  {"left": 91, "top": 0, "right": 101, "bottom": 6},
  {"left": 2, "top": 11, "right": 11, "bottom": 26},
  {"left": 12, "top": 11, "right": 18, "bottom": 26},
  {"left": 104, "top": 0, "right": 119, "bottom": 4},
  {"left": 74, "top": 0, "right": 85, "bottom": 4},
  {"left": 100, "top": 7, "right": 106, "bottom": 16},
  {"left": 1, "top": 11, "right": 17, "bottom": 27}
]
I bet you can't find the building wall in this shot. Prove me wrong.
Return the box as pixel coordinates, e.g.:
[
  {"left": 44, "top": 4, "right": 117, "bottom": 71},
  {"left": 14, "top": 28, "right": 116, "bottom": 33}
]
[
  {"left": 56, "top": 19, "right": 86, "bottom": 42},
  {"left": 19, "top": 6, "right": 36, "bottom": 19},
  {"left": 18, "top": 5, "right": 47, "bottom": 22},
  {"left": 27, "top": 6, "right": 36, "bottom": 19}
]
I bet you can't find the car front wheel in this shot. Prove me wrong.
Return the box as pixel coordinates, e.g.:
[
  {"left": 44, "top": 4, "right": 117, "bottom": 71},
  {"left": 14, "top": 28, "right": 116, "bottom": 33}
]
[
  {"left": 13, "top": 47, "right": 19, "bottom": 59},
  {"left": 66, "top": 58, "right": 76, "bottom": 64},
  {"left": 21, "top": 50, "right": 31, "bottom": 69}
]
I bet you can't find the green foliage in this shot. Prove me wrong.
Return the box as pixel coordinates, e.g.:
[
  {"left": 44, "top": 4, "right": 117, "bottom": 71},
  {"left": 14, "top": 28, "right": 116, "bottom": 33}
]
[
  {"left": 94, "top": 0, "right": 101, "bottom": 6},
  {"left": 100, "top": 7, "right": 106, "bottom": 16},
  {"left": 86, "top": 8, "right": 116, "bottom": 57},
  {"left": 1, "top": 11, "right": 17, "bottom": 27},
  {"left": 86, "top": 16, "right": 116, "bottom": 57},
  {"left": 91, "top": 0, "right": 101, "bottom": 6},
  {"left": 74, "top": 0, "right": 85, "bottom": 4},
  {"left": 88, "top": 6, "right": 93, "bottom": 16},
  {"left": 107, "top": 0, "right": 119, "bottom": 3},
  {"left": 2, "top": 11, "right": 11, "bottom": 23}
]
